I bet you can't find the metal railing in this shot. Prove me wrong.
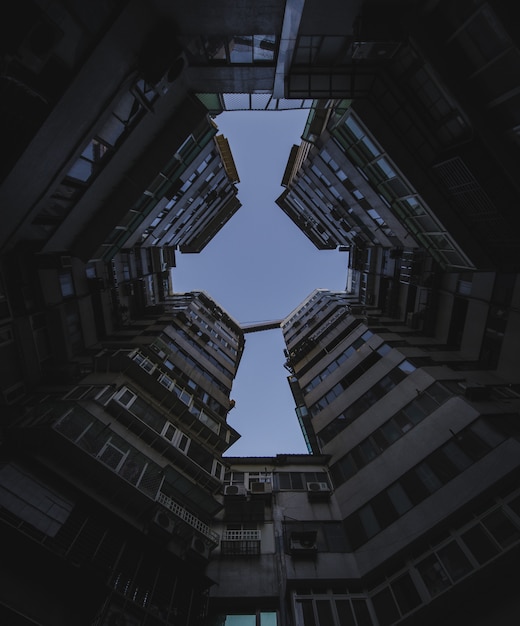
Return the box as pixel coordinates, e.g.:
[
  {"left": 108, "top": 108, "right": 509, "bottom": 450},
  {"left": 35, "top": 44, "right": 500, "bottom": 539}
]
[
  {"left": 222, "top": 530, "right": 261, "bottom": 541},
  {"left": 156, "top": 492, "right": 219, "bottom": 544}
]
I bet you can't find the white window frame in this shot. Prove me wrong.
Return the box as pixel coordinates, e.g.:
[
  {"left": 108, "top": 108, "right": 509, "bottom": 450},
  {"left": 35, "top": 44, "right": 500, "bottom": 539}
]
[{"left": 115, "top": 387, "right": 137, "bottom": 408}]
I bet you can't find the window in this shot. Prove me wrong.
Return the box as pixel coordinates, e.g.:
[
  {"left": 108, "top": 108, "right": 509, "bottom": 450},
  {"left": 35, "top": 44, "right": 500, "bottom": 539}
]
[
  {"left": 436, "top": 541, "right": 473, "bottom": 581},
  {"left": 390, "top": 573, "right": 421, "bottom": 615},
  {"left": 416, "top": 554, "right": 451, "bottom": 597},
  {"left": 277, "top": 472, "right": 329, "bottom": 490},
  {"left": 221, "top": 612, "right": 277, "bottom": 626},
  {"left": 132, "top": 352, "right": 155, "bottom": 373},
  {"left": 67, "top": 138, "right": 109, "bottom": 182},
  {"left": 116, "top": 387, "right": 137, "bottom": 408},
  {"left": 0, "top": 464, "right": 73, "bottom": 537},
  {"left": 59, "top": 271, "right": 75, "bottom": 298},
  {"left": 294, "top": 594, "right": 371, "bottom": 626},
  {"left": 158, "top": 373, "right": 174, "bottom": 390},
  {"left": 98, "top": 439, "right": 128, "bottom": 471}
]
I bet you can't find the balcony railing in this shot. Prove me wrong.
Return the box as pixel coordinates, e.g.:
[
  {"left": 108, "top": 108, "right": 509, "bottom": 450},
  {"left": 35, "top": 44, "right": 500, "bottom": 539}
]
[
  {"left": 156, "top": 492, "right": 219, "bottom": 545},
  {"left": 220, "top": 530, "right": 261, "bottom": 556},
  {"left": 222, "top": 530, "right": 261, "bottom": 541}
]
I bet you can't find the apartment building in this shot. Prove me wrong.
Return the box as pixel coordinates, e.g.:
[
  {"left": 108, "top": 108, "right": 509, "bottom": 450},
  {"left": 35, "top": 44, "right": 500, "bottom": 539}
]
[
  {"left": 1, "top": 1, "right": 520, "bottom": 625},
  {"left": 280, "top": 287, "right": 520, "bottom": 625},
  {"left": 0, "top": 291, "right": 244, "bottom": 625}
]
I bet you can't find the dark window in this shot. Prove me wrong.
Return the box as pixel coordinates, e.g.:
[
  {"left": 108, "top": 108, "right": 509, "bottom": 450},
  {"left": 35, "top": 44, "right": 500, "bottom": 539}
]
[
  {"left": 344, "top": 513, "right": 367, "bottom": 551},
  {"left": 316, "top": 600, "right": 334, "bottom": 624},
  {"left": 481, "top": 509, "right": 520, "bottom": 548},
  {"left": 335, "top": 600, "right": 356, "bottom": 626},
  {"left": 428, "top": 449, "right": 459, "bottom": 484},
  {"left": 372, "top": 587, "right": 400, "bottom": 625},
  {"left": 351, "top": 599, "right": 372, "bottom": 626},
  {"left": 380, "top": 420, "right": 401, "bottom": 444},
  {"left": 437, "top": 541, "right": 473, "bottom": 581},
  {"left": 391, "top": 573, "right": 421, "bottom": 615},
  {"left": 455, "top": 429, "right": 490, "bottom": 461},
  {"left": 461, "top": 525, "right": 500, "bottom": 564},
  {"left": 298, "top": 600, "right": 316, "bottom": 626},
  {"left": 371, "top": 492, "right": 399, "bottom": 528},
  {"left": 400, "top": 471, "right": 430, "bottom": 505},
  {"left": 416, "top": 554, "right": 451, "bottom": 597}
]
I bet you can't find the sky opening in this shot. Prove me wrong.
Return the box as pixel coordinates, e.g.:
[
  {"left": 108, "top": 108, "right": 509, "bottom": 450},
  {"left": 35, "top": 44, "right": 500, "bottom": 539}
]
[{"left": 173, "top": 110, "right": 348, "bottom": 456}]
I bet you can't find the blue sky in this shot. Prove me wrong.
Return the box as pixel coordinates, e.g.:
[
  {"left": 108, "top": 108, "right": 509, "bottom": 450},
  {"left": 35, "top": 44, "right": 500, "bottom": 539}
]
[{"left": 173, "top": 110, "right": 348, "bottom": 456}]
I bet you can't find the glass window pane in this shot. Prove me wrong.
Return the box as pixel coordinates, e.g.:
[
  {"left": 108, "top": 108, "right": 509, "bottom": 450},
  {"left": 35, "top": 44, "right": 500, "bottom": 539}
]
[
  {"left": 316, "top": 600, "right": 334, "bottom": 624},
  {"left": 398, "top": 360, "right": 416, "bottom": 373},
  {"left": 344, "top": 512, "right": 367, "bottom": 550},
  {"left": 428, "top": 449, "right": 459, "bottom": 484},
  {"left": 437, "top": 541, "right": 473, "bottom": 581},
  {"left": 260, "top": 612, "right": 278, "bottom": 626},
  {"left": 380, "top": 420, "right": 401, "bottom": 444},
  {"left": 415, "top": 463, "right": 443, "bottom": 493},
  {"left": 400, "top": 470, "right": 430, "bottom": 505},
  {"left": 361, "top": 136, "right": 380, "bottom": 157},
  {"left": 371, "top": 491, "right": 399, "bottom": 527},
  {"left": 224, "top": 616, "right": 256, "bottom": 626},
  {"left": 442, "top": 441, "right": 472, "bottom": 471},
  {"left": 98, "top": 114, "right": 126, "bottom": 145},
  {"left": 376, "top": 157, "right": 396, "bottom": 179},
  {"left": 387, "top": 482, "right": 413, "bottom": 515},
  {"left": 359, "top": 505, "right": 380, "bottom": 538},
  {"left": 461, "top": 525, "right": 500, "bottom": 564},
  {"left": 230, "top": 35, "right": 253, "bottom": 63},
  {"left": 59, "top": 272, "right": 75, "bottom": 298},
  {"left": 359, "top": 439, "right": 378, "bottom": 463},
  {"left": 345, "top": 116, "right": 364, "bottom": 139},
  {"left": 391, "top": 572, "right": 421, "bottom": 615},
  {"left": 351, "top": 599, "right": 372, "bottom": 626},
  {"left": 253, "top": 35, "right": 276, "bottom": 61},
  {"left": 335, "top": 599, "right": 356, "bottom": 626},
  {"left": 481, "top": 509, "right": 520, "bottom": 548},
  {"left": 372, "top": 587, "right": 400, "bottom": 625},
  {"left": 291, "top": 472, "right": 304, "bottom": 490},
  {"left": 417, "top": 553, "right": 451, "bottom": 597},
  {"left": 456, "top": 429, "right": 490, "bottom": 461},
  {"left": 296, "top": 600, "right": 316, "bottom": 626},
  {"left": 338, "top": 454, "right": 357, "bottom": 480},
  {"left": 67, "top": 158, "right": 93, "bottom": 182},
  {"left": 428, "top": 382, "right": 451, "bottom": 404}
]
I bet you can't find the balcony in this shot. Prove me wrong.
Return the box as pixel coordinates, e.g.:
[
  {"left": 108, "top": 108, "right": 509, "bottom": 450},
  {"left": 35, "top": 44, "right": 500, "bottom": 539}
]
[
  {"left": 220, "top": 530, "right": 261, "bottom": 556},
  {"left": 156, "top": 492, "right": 219, "bottom": 546}
]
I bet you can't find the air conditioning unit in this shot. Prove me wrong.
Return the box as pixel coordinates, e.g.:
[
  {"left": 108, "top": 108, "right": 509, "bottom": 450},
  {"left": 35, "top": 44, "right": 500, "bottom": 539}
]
[
  {"left": 224, "top": 484, "right": 247, "bottom": 497},
  {"left": 152, "top": 509, "right": 176, "bottom": 533},
  {"left": 307, "top": 482, "right": 330, "bottom": 493},
  {"left": 187, "top": 535, "right": 211, "bottom": 560},
  {"left": 250, "top": 481, "right": 272, "bottom": 495},
  {"left": 307, "top": 482, "right": 331, "bottom": 500},
  {"left": 290, "top": 531, "right": 318, "bottom": 557}
]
